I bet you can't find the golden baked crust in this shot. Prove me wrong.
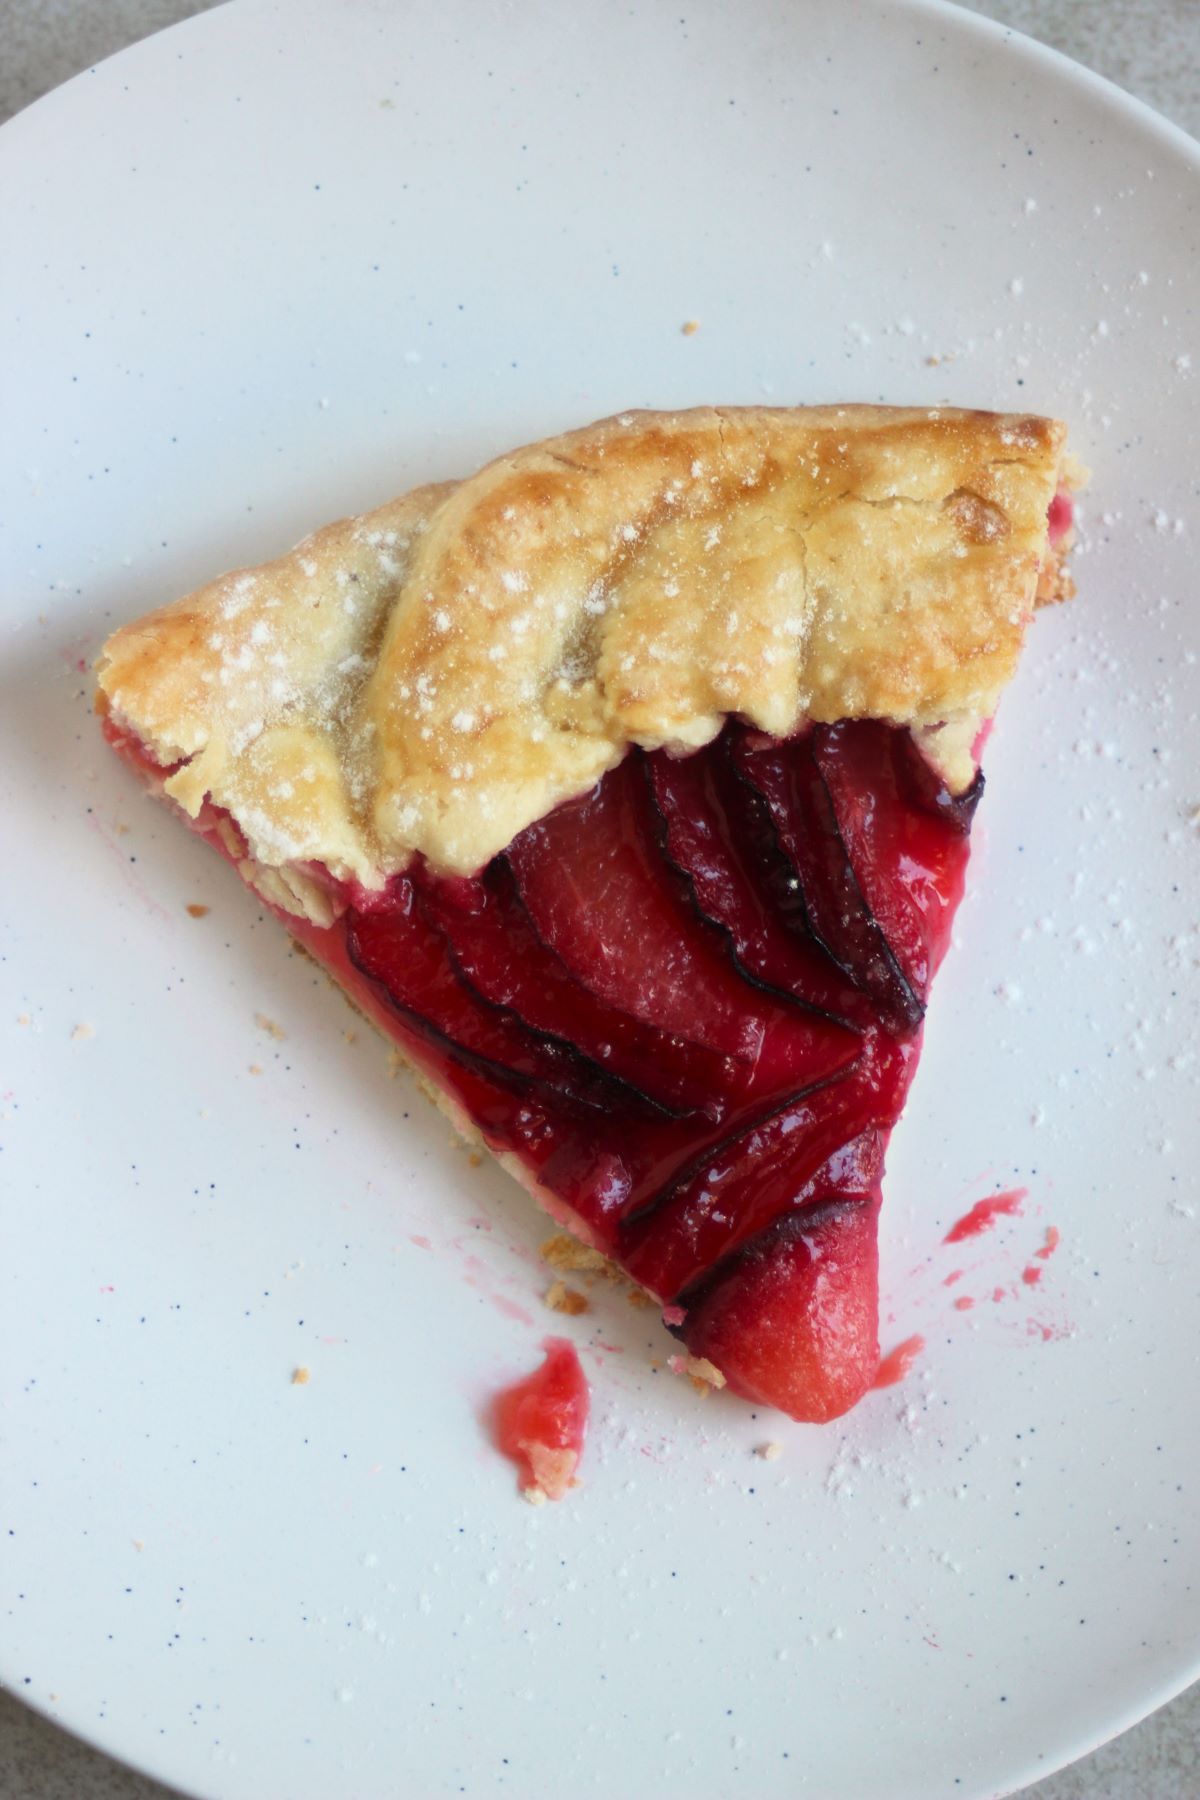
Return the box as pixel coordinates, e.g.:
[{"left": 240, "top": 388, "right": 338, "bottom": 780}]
[{"left": 96, "top": 404, "right": 1073, "bottom": 890}]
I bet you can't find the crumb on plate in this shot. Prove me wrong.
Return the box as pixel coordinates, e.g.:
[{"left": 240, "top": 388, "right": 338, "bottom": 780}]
[
  {"left": 668, "top": 1352, "right": 726, "bottom": 1395},
  {"left": 539, "top": 1232, "right": 620, "bottom": 1279},
  {"left": 544, "top": 1280, "right": 589, "bottom": 1316}
]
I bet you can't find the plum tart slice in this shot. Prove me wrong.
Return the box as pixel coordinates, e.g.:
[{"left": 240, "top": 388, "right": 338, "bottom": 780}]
[{"left": 96, "top": 405, "right": 1080, "bottom": 1422}]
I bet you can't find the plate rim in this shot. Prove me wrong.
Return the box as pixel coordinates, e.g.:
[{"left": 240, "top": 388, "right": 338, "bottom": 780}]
[{"left": 3, "top": 2, "right": 1200, "bottom": 1797}]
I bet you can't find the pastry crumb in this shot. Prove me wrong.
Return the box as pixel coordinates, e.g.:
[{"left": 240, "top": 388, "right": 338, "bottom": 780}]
[
  {"left": 16, "top": 1013, "right": 30, "bottom": 1026},
  {"left": 540, "top": 1233, "right": 662, "bottom": 1313},
  {"left": 248, "top": 1063, "right": 263, "bottom": 1076},
  {"left": 544, "top": 1280, "right": 589, "bottom": 1316},
  {"left": 387, "top": 1047, "right": 407, "bottom": 1079},
  {"left": 522, "top": 1484, "right": 547, "bottom": 1506},
  {"left": 70, "top": 1022, "right": 95, "bottom": 1042},
  {"left": 132, "top": 1538, "right": 145, "bottom": 1551},
  {"left": 291, "top": 1365, "right": 311, "bottom": 1386},
  {"left": 757, "top": 1441, "right": 783, "bottom": 1461},
  {"left": 527, "top": 1442, "right": 578, "bottom": 1500},
  {"left": 681, "top": 319, "right": 700, "bottom": 336},
  {"left": 539, "top": 1233, "right": 620, "bottom": 1279},
  {"left": 342, "top": 1028, "right": 358, "bottom": 1044},
  {"left": 468, "top": 1150, "right": 483, "bottom": 1168},
  {"left": 668, "top": 1352, "right": 726, "bottom": 1394},
  {"left": 255, "top": 1012, "right": 286, "bottom": 1040},
  {"left": 186, "top": 902, "right": 210, "bottom": 918}
]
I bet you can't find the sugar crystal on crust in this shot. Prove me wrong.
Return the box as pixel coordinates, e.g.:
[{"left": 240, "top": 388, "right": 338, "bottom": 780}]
[{"left": 96, "top": 406, "right": 1076, "bottom": 896}]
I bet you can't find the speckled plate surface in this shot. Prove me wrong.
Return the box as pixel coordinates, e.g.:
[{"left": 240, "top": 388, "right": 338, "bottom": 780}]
[{"left": 2, "top": 2, "right": 1199, "bottom": 1796}]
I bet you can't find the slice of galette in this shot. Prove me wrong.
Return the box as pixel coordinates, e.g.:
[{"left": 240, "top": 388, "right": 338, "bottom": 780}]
[{"left": 96, "top": 405, "right": 1080, "bottom": 1422}]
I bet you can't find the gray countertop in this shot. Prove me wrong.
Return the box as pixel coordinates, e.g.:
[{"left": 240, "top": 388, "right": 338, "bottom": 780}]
[{"left": 2, "top": 3, "right": 1198, "bottom": 1796}]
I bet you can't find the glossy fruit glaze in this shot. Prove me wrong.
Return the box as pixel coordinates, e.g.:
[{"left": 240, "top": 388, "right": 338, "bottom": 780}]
[
  {"left": 494, "top": 1337, "right": 589, "bottom": 1500},
  {"left": 103, "top": 712, "right": 976, "bottom": 1422}
]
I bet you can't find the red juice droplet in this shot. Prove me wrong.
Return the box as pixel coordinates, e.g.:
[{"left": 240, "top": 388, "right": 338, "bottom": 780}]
[
  {"left": 943, "top": 1187, "right": 1028, "bottom": 1244},
  {"left": 872, "top": 1334, "right": 925, "bottom": 1389}
]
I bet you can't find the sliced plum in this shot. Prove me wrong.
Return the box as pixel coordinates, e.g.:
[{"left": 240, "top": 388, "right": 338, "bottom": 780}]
[
  {"left": 347, "top": 719, "right": 979, "bottom": 1421},
  {"left": 507, "top": 751, "right": 864, "bottom": 1105},
  {"left": 811, "top": 722, "right": 973, "bottom": 1002},
  {"left": 677, "top": 1192, "right": 883, "bottom": 1423},
  {"left": 644, "top": 737, "right": 865, "bottom": 1025},
  {"left": 337, "top": 899, "right": 638, "bottom": 1229},
  {"left": 619, "top": 1090, "right": 882, "bottom": 1302},
  {"left": 733, "top": 730, "right": 923, "bottom": 1036},
  {"left": 507, "top": 752, "right": 767, "bottom": 1062},
  {"left": 896, "top": 730, "right": 984, "bottom": 838},
  {"left": 415, "top": 861, "right": 730, "bottom": 1119},
  {"left": 619, "top": 1022, "right": 909, "bottom": 1299},
  {"left": 347, "top": 878, "right": 635, "bottom": 1117}
]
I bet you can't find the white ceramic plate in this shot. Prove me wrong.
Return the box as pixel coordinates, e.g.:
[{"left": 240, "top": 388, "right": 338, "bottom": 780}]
[{"left": 3, "top": 3, "right": 1199, "bottom": 1795}]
